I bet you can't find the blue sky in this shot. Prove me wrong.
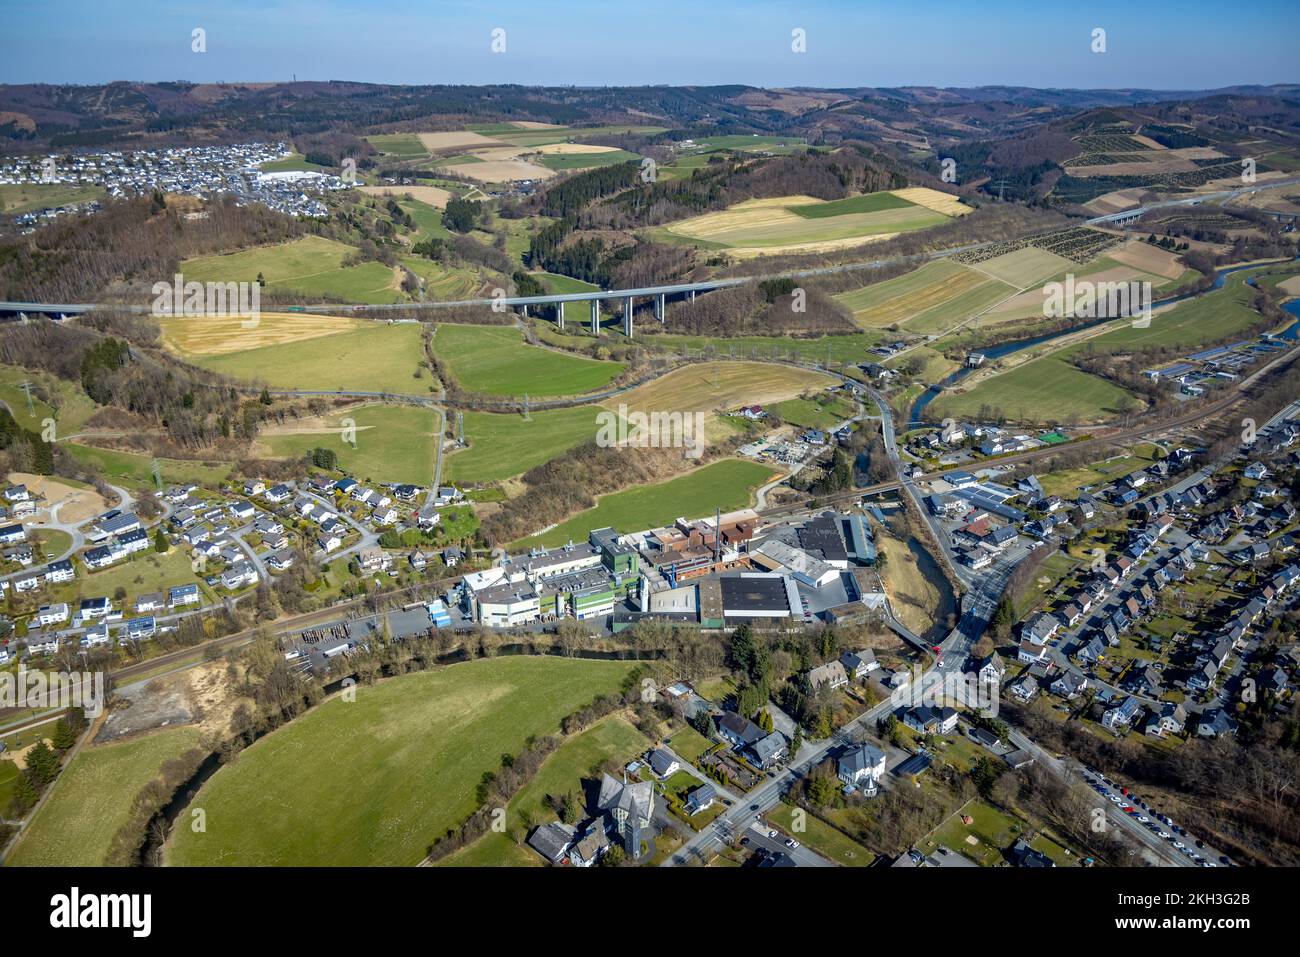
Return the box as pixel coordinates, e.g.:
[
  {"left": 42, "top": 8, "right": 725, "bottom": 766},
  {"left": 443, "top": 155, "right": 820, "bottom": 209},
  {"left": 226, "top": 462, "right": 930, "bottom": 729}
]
[{"left": 1, "top": 0, "right": 1296, "bottom": 89}]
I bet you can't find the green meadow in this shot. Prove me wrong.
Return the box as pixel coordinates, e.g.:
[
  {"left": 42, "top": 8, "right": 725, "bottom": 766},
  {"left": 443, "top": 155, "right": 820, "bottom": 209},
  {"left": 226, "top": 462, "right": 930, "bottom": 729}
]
[
  {"left": 7, "top": 727, "right": 202, "bottom": 867},
  {"left": 193, "top": 323, "right": 430, "bottom": 395},
  {"left": 260, "top": 404, "right": 440, "bottom": 486},
  {"left": 164, "top": 657, "right": 637, "bottom": 867},
  {"left": 180, "top": 235, "right": 404, "bottom": 304},
  {"left": 433, "top": 323, "right": 624, "bottom": 396},
  {"left": 442, "top": 407, "right": 599, "bottom": 484},
  {"left": 514, "top": 458, "right": 774, "bottom": 549}
]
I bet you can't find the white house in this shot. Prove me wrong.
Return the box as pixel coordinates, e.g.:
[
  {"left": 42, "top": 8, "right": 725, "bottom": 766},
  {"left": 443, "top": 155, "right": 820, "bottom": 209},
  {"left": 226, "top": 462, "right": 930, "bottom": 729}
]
[
  {"left": 36, "top": 602, "right": 70, "bottom": 627},
  {"left": 837, "top": 743, "right": 887, "bottom": 795}
]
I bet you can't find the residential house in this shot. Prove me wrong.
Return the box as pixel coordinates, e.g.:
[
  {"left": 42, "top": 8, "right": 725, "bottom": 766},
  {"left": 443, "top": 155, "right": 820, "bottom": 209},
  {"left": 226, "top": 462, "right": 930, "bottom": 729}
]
[
  {"left": 1101, "top": 696, "right": 1141, "bottom": 733},
  {"left": 1050, "top": 669, "right": 1089, "bottom": 699},
  {"left": 837, "top": 742, "right": 887, "bottom": 795},
  {"left": 1196, "top": 708, "right": 1235, "bottom": 738},
  {"left": 1145, "top": 702, "right": 1187, "bottom": 738},
  {"left": 840, "top": 648, "right": 879, "bottom": 679},
  {"left": 169, "top": 583, "right": 200, "bottom": 608},
  {"left": 646, "top": 748, "right": 680, "bottom": 778},
  {"left": 978, "top": 652, "right": 1006, "bottom": 686},
  {"left": 902, "top": 706, "right": 958, "bottom": 736},
  {"left": 716, "top": 711, "right": 765, "bottom": 750},
  {"left": 747, "top": 731, "right": 788, "bottom": 770},
  {"left": 808, "top": 660, "right": 849, "bottom": 692},
  {"left": 684, "top": 784, "right": 718, "bottom": 816}
]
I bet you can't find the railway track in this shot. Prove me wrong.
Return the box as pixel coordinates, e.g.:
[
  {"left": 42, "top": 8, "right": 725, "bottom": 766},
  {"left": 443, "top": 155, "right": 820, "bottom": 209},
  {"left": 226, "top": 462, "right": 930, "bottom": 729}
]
[{"left": 108, "top": 573, "right": 462, "bottom": 685}]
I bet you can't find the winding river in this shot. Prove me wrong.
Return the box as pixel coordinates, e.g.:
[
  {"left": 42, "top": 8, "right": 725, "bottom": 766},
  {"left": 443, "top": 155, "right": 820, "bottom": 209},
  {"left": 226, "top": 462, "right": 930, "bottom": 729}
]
[{"left": 907, "top": 255, "right": 1300, "bottom": 427}]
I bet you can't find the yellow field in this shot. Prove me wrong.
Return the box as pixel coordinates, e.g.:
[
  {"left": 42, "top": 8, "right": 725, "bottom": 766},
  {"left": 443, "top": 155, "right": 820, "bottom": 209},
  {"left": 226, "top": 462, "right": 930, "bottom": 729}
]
[
  {"left": 844, "top": 262, "right": 991, "bottom": 328},
  {"left": 160, "top": 311, "right": 360, "bottom": 357},
  {"left": 450, "top": 158, "right": 557, "bottom": 183},
  {"left": 359, "top": 184, "right": 451, "bottom": 209},
  {"left": 535, "top": 142, "right": 622, "bottom": 155},
  {"left": 729, "top": 195, "right": 824, "bottom": 209},
  {"left": 891, "top": 186, "right": 971, "bottom": 216},
  {"left": 663, "top": 198, "right": 812, "bottom": 241},
  {"left": 608, "top": 361, "right": 836, "bottom": 438},
  {"left": 724, "top": 234, "right": 898, "bottom": 260},
  {"left": 664, "top": 199, "right": 938, "bottom": 248},
  {"left": 418, "top": 131, "right": 507, "bottom": 152}
]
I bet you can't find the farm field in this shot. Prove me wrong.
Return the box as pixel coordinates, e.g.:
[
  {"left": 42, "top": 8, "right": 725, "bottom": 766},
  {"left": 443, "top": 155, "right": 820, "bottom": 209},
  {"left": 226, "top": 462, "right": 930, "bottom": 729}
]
[
  {"left": 968, "top": 246, "right": 1076, "bottom": 288},
  {"left": 609, "top": 362, "right": 835, "bottom": 440},
  {"left": 835, "top": 260, "right": 1015, "bottom": 331},
  {"left": 63, "top": 444, "right": 232, "bottom": 488},
  {"left": 891, "top": 187, "right": 971, "bottom": 217},
  {"left": 171, "top": 319, "right": 429, "bottom": 395},
  {"left": 928, "top": 355, "right": 1136, "bottom": 424},
  {"left": 359, "top": 184, "right": 451, "bottom": 209},
  {"left": 514, "top": 458, "right": 775, "bottom": 550},
  {"left": 443, "top": 407, "right": 600, "bottom": 485},
  {"left": 1056, "top": 265, "right": 1285, "bottom": 356},
  {"left": 435, "top": 715, "right": 650, "bottom": 867},
  {"left": 409, "top": 126, "right": 664, "bottom": 182},
  {"left": 768, "top": 392, "right": 857, "bottom": 430},
  {"left": 257, "top": 403, "right": 439, "bottom": 486},
  {"left": 179, "top": 235, "right": 405, "bottom": 304},
  {"left": 537, "top": 149, "right": 640, "bottom": 170},
  {"left": 161, "top": 310, "right": 360, "bottom": 357},
  {"left": 486, "top": 124, "right": 667, "bottom": 148},
  {"left": 164, "top": 657, "right": 638, "bottom": 866},
  {"left": 649, "top": 191, "right": 950, "bottom": 254},
  {"left": 0, "top": 182, "right": 102, "bottom": 214},
  {"left": 6, "top": 726, "right": 201, "bottom": 867},
  {"left": 366, "top": 133, "right": 429, "bottom": 157},
  {"left": 982, "top": 242, "right": 1194, "bottom": 325},
  {"left": 433, "top": 323, "right": 624, "bottom": 396},
  {"left": 257, "top": 153, "right": 328, "bottom": 173}
]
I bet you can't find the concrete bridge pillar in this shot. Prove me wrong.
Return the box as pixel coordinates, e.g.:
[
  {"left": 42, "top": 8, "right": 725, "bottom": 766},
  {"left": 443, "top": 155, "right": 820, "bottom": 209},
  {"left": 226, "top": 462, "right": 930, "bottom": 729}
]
[
  {"left": 556, "top": 300, "right": 564, "bottom": 331},
  {"left": 590, "top": 299, "right": 599, "bottom": 335},
  {"left": 521, "top": 304, "right": 528, "bottom": 318},
  {"left": 654, "top": 293, "right": 665, "bottom": 323},
  {"left": 688, "top": 289, "right": 696, "bottom": 303},
  {"left": 623, "top": 296, "right": 634, "bottom": 337}
]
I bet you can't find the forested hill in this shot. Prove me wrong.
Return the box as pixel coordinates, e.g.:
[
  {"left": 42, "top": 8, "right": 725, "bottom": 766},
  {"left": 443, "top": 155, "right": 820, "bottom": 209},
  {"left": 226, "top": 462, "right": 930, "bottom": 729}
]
[{"left": 3, "top": 80, "right": 1298, "bottom": 152}]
